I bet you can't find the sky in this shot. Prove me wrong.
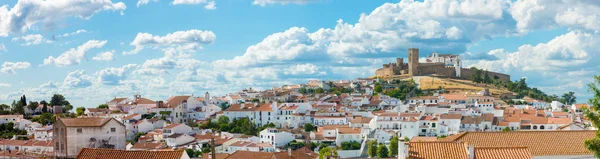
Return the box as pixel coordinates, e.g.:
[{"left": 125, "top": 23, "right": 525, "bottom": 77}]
[{"left": 0, "top": 0, "right": 598, "bottom": 107}]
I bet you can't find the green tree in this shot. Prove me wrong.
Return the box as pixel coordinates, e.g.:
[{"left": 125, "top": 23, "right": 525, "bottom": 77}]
[
  {"left": 31, "top": 113, "right": 55, "bottom": 125},
  {"left": 368, "top": 140, "right": 378, "bottom": 157},
  {"left": 561, "top": 91, "right": 577, "bottom": 105},
  {"left": 374, "top": 83, "right": 383, "bottom": 93},
  {"left": 27, "top": 101, "right": 39, "bottom": 113},
  {"left": 377, "top": 144, "right": 389, "bottom": 158},
  {"left": 483, "top": 71, "right": 492, "bottom": 84},
  {"left": 502, "top": 127, "right": 512, "bottom": 132},
  {"left": 304, "top": 123, "right": 314, "bottom": 132},
  {"left": 20, "top": 95, "right": 27, "bottom": 108},
  {"left": 341, "top": 141, "right": 361, "bottom": 150},
  {"left": 40, "top": 100, "right": 48, "bottom": 113},
  {"left": 318, "top": 147, "right": 337, "bottom": 159},
  {"left": 134, "top": 132, "right": 146, "bottom": 142},
  {"left": 218, "top": 116, "right": 230, "bottom": 125},
  {"left": 315, "top": 88, "right": 324, "bottom": 94},
  {"left": 76, "top": 107, "right": 86, "bottom": 116},
  {"left": 584, "top": 75, "right": 600, "bottom": 157},
  {"left": 299, "top": 87, "right": 307, "bottom": 94},
  {"left": 97, "top": 104, "right": 108, "bottom": 109},
  {"left": 50, "top": 94, "right": 69, "bottom": 106},
  {"left": 63, "top": 104, "right": 73, "bottom": 113},
  {"left": 0, "top": 104, "right": 9, "bottom": 111},
  {"left": 389, "top": 135, "right": 399, "bottom": 157},
  {"left": 11, "top": 99, "right": 24, "bottom": 115}
]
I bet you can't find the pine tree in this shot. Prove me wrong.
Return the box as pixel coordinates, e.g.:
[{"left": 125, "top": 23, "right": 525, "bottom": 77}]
[
  {"left": 368, "top": 140, "right": 377, "bottom": 157},
  {"left": 377, "top": 143, "right": 389, "bottom": 158},
  {"left": 389, "top": 136, "right": 399, "bottom": 157}
]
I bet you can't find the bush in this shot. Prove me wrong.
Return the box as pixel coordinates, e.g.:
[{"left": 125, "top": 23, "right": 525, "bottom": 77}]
[{"left": 341, "top": 141, "right": 361, "bottom": 150}]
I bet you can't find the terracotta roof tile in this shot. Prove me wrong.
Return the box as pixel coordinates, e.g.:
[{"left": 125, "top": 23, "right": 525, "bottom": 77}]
[
  {"left": 474, "top": 147, "right": 531, "bottom": 159},
  {"left": 337, "top": 127, "right": 361, "bottom": 134},
  {"left": 58, "top": 117, "right": 114, "bottom": 127},
  {"left": 439, "top": 131, "right": 595, "bottom": 156},
  {"left": 440, "top": 114, "right": 462, "bottom": 119},
  {"left": 130, "top": 143, "right": 166, "bottom": 150},
  {"left": 408, "top": 141, "right": 468, "bottom": 159},
  {"left": 165, "top": 96, "right": 191, "bottom": 108},
  {"left": 76, "top": 148, "right": 184, "bottom": 159}
]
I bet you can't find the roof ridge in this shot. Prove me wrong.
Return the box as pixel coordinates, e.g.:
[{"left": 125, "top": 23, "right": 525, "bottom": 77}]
[{"left": 474, "top": 146, "right": 529, "bottom": 149}]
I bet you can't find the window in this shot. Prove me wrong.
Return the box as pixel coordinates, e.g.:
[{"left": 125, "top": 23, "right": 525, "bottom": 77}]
[
  {"left": 111, "top": 127, "right": 116, "bottom": 132},
  {"left": 421, "top": 129, "right": 426, "bottom": 133},
  {"left": 77, "top": 128, "right": 82, "bottom": 133}
]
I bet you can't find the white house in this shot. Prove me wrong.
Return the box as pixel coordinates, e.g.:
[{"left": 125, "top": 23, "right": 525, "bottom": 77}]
[
  {"left": 438, "top": 114, "right": 462, "bottom": 136},
  {"left": 335, "top": 127, "right": 362, "bottom": 146},
  {"left": 163, "top": 123, "right": 192, "bottom": 137},
  {"left": 259, "top": 128, "right": 294, "bottom": 148},
  {"left": 165, "top": 133, "right": 195, "bottom": 147},
  {"left": 53, "top": 117, "right": 126, "bottom": 158}
]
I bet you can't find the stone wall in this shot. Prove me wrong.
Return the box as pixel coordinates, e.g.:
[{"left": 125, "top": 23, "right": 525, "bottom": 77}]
[
  {"left": 460, "top": 68, "right": 510, "bottom": 83},
  {"left": 416, "top": 63, "right": 445, "bottom": 75}
]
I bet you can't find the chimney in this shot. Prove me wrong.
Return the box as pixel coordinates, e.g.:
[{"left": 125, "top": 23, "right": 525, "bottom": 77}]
[
  {"left": 288, "top": 148, "right": 292, "bottom": 156},
  {"left": 398, "top": 141, "right": 408, "bottom": 159},
  {"left": 241, "top": 103, "right": 245, "bottom": 109},
  {"left": 467, "top": 144, "right": 475, "bottom": 159}
]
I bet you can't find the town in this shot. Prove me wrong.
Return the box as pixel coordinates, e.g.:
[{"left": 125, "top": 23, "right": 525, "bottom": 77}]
[{"left": 0, "top": 50, "right": 596, "bottom": 159}]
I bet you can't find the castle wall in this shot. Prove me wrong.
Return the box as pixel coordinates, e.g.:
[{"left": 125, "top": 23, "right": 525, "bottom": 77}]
[
  {"left": 460, "top": 68, "right": 510, "bottom": 83},
  {"left": 375, "top": 67, "right": 396, "bottom": 77},
  {"left": 417, "top": 63, "right": 446, "bottom": 76}
]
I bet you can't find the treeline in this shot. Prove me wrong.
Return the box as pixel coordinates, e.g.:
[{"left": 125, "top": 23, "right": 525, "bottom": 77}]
[
  {"left": 375, "top": 79, "right": 423, "bottom": 100},
  {"left": 198, "top": 116, "right": 275, "bottom": 136},
  {"left": 0, "top": 94, "right": 73, "bottom": 115},
  {"left": 0, "top": 122, "right": 27, "bottom": 139},
  {"left": 470, "top": 67, "right": 575, "bottom": 103}
]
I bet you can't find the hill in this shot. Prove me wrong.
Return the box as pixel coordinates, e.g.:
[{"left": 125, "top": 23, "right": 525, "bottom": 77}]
[{"left": 414, "top": 76, "right": 513, "bottom": 96}]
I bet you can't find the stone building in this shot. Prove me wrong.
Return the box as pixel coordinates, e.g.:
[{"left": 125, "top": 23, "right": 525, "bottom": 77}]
[
  {"left": 375, "top": 48, "right": 510, "bottom": 83},
  {"left": 54, "top": 117, "right": 126, "bottom": 158}
]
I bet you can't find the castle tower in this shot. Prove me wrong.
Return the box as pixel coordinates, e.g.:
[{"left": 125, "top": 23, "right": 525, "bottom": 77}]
[
  {"left": 408, "top": 48, "right": 419, "bottom": 76},
  {"left": 396, "top": 58, "right": 403, "bottom": 67},
  {"left": 454, "top": 59, "right": 462, "bottom": 77},
  {"left": 204, "top": 92, "right": 210, "bottom": 103}
]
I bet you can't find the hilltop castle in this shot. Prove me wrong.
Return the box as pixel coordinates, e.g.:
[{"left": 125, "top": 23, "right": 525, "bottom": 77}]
[{"left": 375, "top": 48, "right": 510, "bottom": 83}]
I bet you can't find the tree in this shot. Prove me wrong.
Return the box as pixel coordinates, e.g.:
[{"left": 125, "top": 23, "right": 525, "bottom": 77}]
[
  {"left": 374, "top": 83, "right": 383, "bottom": 93},
  {"left": 368, "top": 140, "right": 377, "bottom": 157},
  {"left": 50, "top": 94, "right": 68, "bottom": 106},
  {"left": 76, "top": 107, "right": 86, "bottom": 116},
  {"left": 134, "top": 132, "right": 146, "bottom": 142},
  {"left": 218, "top": 116, "right": 230, "bottom": 125},
  {"left": 20, "top": 95, "right": 27, "bottom": 108},
  {"left": 304, "top": 123, "right": 314, "bottom": 132},
  {"left": 97, "top": 104, "right": 108, "bottom": 109},
  {"left": 31, "top": 113, "right": 55, "bottom": 125},
  {"left": 502, "top": 127, "right": 512, "bottom": 132},
  {"left": 299, "top": 87, "right": 307, "bottom": 94},
  {"left": 483, "top": 71, "right": 492, "bottom": 84},
  {"left": 0, "top": 104, "right": 9, "bottom": 111},
  {"left": 584, "top": 75, "right": 600, "bottom": 157},
  {"left": 63, "top": 104, "right": 73, "bottom": 113},
  {"left": 341, "top": 141, "right": 361, "bottom": 150},
  {"left": 389, "top": 136, "right": 399, "bottom": 157},
  {"left": 40, "top": 100, "right": 48, "bottom": 113},
  {"left": 27, "top": 101, "right": 39, "bottom": 113},
  {"left": 561, "top": 91, "right": 577, "bottom": 105},
  {"left": 377, "top": 144, "right": 389, "bottom": 158},
  {"left": 315, "top": 88, "right": 324, "bottom": 94},
  {"left": 11, "top": 99, "right": 24, "bottom": 115},
  {"left": 288, "top": 140, "right": 306, "bottom": 150},
  {"left": 318, "top": 147, "right": 337, "bottom": 159}
]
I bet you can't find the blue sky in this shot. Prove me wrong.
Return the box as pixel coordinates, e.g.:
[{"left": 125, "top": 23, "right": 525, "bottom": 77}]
[{"left": 0, "top": 0, "right": 598, "bottom": 107}]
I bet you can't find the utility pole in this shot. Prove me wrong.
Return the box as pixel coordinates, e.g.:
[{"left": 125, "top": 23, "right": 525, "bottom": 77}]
[{"left": 211, "top": 137, "right": 216, "bottom": 159}]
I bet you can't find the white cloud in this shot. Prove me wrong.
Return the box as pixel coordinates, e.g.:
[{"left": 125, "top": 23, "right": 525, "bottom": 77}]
[
  {"left": 11, "top": 34, "right": 51, "bottom": 45},
  {"left": 137, "top": 0, "right": 159, "bottom": 7},
  {"left": 171, "top": 0, "right": 216, "bottom": 9},
  {"left": 92, "top": 50, "right": 115, "bottom": 61},
  {"left": 0, "top": 82, "right": 11, "bottom": 88},
  {"left": 214, "top": 0, "right": 515, "bottom": 69},
  {"left": 204, "top": 1, "right": 216, "bottom": 10},
  {"left": 43, "top": 40, "right": 107, "bottom": 67},
  {"left": 284, "top": 63, "right": 324, "bottom": 75},
  {"left": 1, "top": 61, "right": 31, "bottom": 74},
  {"left": 63, "top": 70, "right": 93, "bottom": 88},
  {"left": 96, "top": 64, "right": 138, "bottom": 85},
  {"left": 252, "top": 0, "right": 319, "bottom": 6},
  {"left": 123, "top": 29, "right": 216, "bottom": 55},
  {"left": 57, "top": 29, "right": 88, "bottom": 38},
  {"left": 0, "top": 0, "right": 126, "bottom": 36},
  {"left": 510, "top": 1, "right": 600, "bottom": 33}
]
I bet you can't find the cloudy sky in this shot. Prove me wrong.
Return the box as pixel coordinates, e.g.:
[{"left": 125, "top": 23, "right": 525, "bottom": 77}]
[{"left": 0, "top": 0, "right": 598, "bottom": 107}]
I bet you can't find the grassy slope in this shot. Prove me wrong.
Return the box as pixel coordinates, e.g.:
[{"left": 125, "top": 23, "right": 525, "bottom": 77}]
[{"left": 417, "top": 76, "right": 512, "bottom": 95}]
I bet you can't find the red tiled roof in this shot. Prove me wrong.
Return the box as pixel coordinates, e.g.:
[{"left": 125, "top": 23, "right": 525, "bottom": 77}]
[
  {"left": 76, "top": 148, "right": 184, "bottom": 159},
  {"left": 58, "top": 117, "right": 117, "bottom": 127}
]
